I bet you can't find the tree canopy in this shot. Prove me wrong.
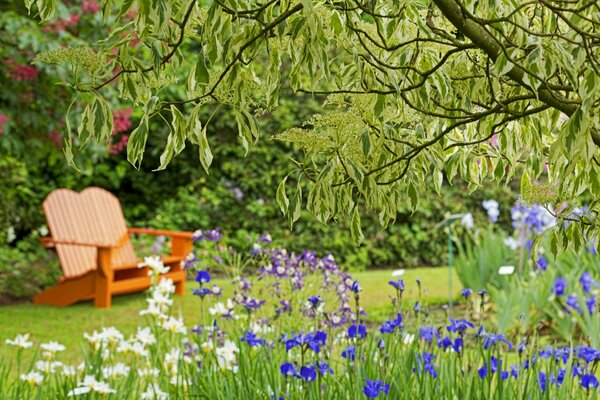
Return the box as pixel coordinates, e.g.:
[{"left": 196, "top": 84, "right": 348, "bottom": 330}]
[{"left": 24, "top": 0, "right": 600, "bottom": 254}]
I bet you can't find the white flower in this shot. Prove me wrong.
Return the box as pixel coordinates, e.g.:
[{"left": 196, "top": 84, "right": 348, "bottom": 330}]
[
  {"left": 402, "top": 333, "right": 415, "bottom": 345},
  {"left": 102, "top": 363, "right": 130, "bottom": 379},
  {"left": 161, "top": 316, "right": 187, "bottom": 334},
  {"left": 504, "top": 237, "right": 520, "bottom": 251},
  {"left": 460, "top": 213, "right": 474, "bottom": 229},
  {"left": 83, "top": 327, "right": 123, "bottom": 350},
  {"left": 35, "top": 360, "right": 63, "bottom": 373},
  {"left": 67, "top": 375, "right": 116, "bottom": 396},
  {"left": 5, "top": 333, "right": 33, "bottom": 349},
  {"left": 62, "top": 365, "right": 77, "bottom": 377},
  {"left": 139, "top": 256, "right": 170, "bottom": 276},
  {"left": 482, "top": 199, "right": 500, "bottom": 222},
  {"left": 140, "top": 302, "right": 163, "bottom": 318},
  {"left": 40, "top": 341, "right": 66, "bottom": 353},
  {"left": 139, "top": 368, "right": 160, "bottom": 377},
  {"left": 216, "top": 340, "right": 239, "bottom": 372},
  {"left": 20, "top": 371, "right": 43, "bottom": 386},
  {"left": 141, "top": 383, "right": 169, "bottom": 400},
  {"left": 155, "top": 278, "right": 176, "bottom": 295},
  {"left": 250, "top": 322, "right": 274, "bottom": 335},
  {"left": 208, "top": 300, "right": 235, "bottom": 317},
  {"left": 136, "top": 327, "right": 156, "bottom": 346},
  {"left": 201, "top": 341, "right": 214, "bottom": 353}
]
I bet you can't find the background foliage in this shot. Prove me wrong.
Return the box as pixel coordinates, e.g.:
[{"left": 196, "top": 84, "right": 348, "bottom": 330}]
[{"left": 0, "top": 0, "right": 522, "bottom": 301}]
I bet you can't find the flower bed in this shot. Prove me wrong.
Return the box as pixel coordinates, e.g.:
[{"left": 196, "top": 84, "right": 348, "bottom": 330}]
[{"left": 2, "top": 233, "right": 600, "bottom": 399}]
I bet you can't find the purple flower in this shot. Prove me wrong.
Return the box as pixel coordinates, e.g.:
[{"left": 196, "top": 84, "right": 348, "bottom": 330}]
[
  {"left": 380, "top": 313, "right": 403, "bottom": 334},
  {"left": 446, "top": 318, "right": 474, "bottom": 334},
  {"left": 240, "top": 331, "right": 266, "bottom": 347},
  {"left": 388, "top": 279, "right": 405, "bottom": 291},
  {"left": 587, "top": 296, "right": 597, "bottom": 314},
  {"left": 258, "top": 233, "right": 272, "bottom": 244},
  {"left": 285, "top": 331, "right": 327, "bottom": 354},
  {"left": 341, "top": 345, "right": 356, "bottom": 361},
  {"left": 510, "top": 365, "right": 519, "bottom": 378},
  {"left": 419, "top": 326, "right": 437, "bottom": 343},
  {"left": 307, "top": 295, "right": 324, "bottom": 308},
  {"left": 478, "top": 290, "right": 487, "bottom": 296},
  {"left": 553, "top": 277, "right": 567, "bottom": 296},
  {"left": 316, "top": 361, "right": 333, "bottom": 376},
  {"left": 300, "top": 366, "right": 317, "bottom": 382},
  {"left": 348, "top": 324, "right": 367, "bottom": 339},
  {"left": 452, "top": 337, "right": 463, "bottom": 353},
  {"left": 413, "top": 301, "right": 421, "bottom": 313},
  {"left": 581, "top": 374, "right": 599, "bottom": 389},
  {"left": 280, "top": 362, "right": 299, "bottom": 378},
  {"left": 567, "top": 294, "right": 582, "bottom": 314},
  {"left": 195, "top": 270, "right": 211, "bottom": 284},
  {"left": 580, "top": 272, "right": 598, "bottom": 293},
  {"left": 538, "top": 371, "right": 547, "bottom": 391},
  {"left": 417, "top": 352, "right": 437, "bottom": 378},
  {"left": 482, "top": 333, "right": 513, "bottom": 351},
  {"left": 351, "top": 280, "right": 361, "bottom": 293},
  {"left": 363, "top": 379, "right": 390, "bottom": 398},
  {"left": 192, "top": 287, "right": 211, "bottom": 298},
  {"left": 461, "top": 288, "right": 473, "bottom": 299},
  {"left": 536, "top": 257, "right": 548, "bottom": 271},
  {"left": 478, "top": 357, "right": 501, "bottom": 379}
]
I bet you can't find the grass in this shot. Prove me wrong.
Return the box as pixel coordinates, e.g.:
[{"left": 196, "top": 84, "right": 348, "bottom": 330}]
[{"left": 0, "top": 267, "right": 461, "bottom": 359}]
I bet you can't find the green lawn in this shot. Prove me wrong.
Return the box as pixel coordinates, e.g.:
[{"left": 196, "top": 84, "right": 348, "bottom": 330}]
[{"left": 0, "top": 267, "right": 461, "bottom": 359}]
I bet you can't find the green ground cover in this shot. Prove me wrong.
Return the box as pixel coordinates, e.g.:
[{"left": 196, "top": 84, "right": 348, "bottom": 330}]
[{"left": 0, "top": 267, "right": 460, "bottom": 360}]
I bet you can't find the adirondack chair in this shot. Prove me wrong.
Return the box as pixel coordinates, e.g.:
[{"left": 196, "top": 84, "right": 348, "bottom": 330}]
[{"left": 34, "top": 187, "right": 192, "bottom": 308}]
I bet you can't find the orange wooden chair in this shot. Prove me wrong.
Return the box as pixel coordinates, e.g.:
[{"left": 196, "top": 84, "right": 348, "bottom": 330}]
[{"left": 34, "top": 187, "right": 192, "bottom": 308}]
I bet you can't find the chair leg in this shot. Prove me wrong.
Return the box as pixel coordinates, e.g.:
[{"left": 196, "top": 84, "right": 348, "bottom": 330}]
[
  {"left": 95, "top": 247, "right": 114, "bottom": 308},
  {"left": 94, "top": 271, "right": 112, "bottom": 308},
  {"left": 175, "top": 278, "right": 185, "bottom": 296}
]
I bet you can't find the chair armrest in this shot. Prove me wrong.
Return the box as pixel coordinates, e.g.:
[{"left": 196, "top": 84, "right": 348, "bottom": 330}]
[
  {"left": 39, "top": 237, "right": 55, "bottom": 248},
  {"left": 127, "top": 228, "right": 194, "bottom": 239},
  {"left": 40, "top": 232, "right": 130, "bottom": 249}
]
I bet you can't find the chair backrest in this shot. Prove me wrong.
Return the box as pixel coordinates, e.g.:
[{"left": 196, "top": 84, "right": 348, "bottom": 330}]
[{"left": 43, "top": 187, "right": 137, "bottom": 278}]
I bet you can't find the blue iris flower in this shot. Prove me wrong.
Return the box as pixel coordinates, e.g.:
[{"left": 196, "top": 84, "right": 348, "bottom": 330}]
[
  {"left": 379, "top": 313, "right": 402, "bottom": 334},
  {"left": 566, "top": 294, "right": 582, "bottom": 314},
  {"left": 478, "top": 357, "right": 501, "bottom": 379},
  {"left": 348, "top": 324, "right": 367, "bottom": 339},
  {"left": 587, "top": 296, "right": 597, "bottom": 314},
  {"left": 419, "top": 326, "right": 437, "bottom": 343},
  {"left": 285, "top": 331, "right": 327, "bottom": 354},
  {"left": 482, "top": 333, "right": 513, "bottom": 351},
  {"left": 192, "top": 287, "right": 211, "bottom": 298},
  {"left": 300, "top": 366, "right": 317, "bottom": 382},
  {"left": 446, "top": 318, "right": 474, "bottom": 334},
  {"left": 307, "top": 295, "right": 323, "bottom": 307},
  {"left": 280, "top": 362, "right": 299, "bottom": 378},
  {"left": 461, "top": 288, "right": 473, "bottom": 299},
  {"left": 240, "top": 331, "right": 266, "bottom": 347},
  {"left": 538, "top": 372, "right": 547, "bottom": 391},
  {"left": 195, "top": 270, "right": 211, "bottom": 284},
  {"left": 536, "top": 257, "right": 548, "bottom": 271},
  {"left": 363, "top": 379, "right": 390, "bottom": 398},
  {"left": 580, "top": 272, "right": 598, "bottom": 293},
  {"left": 581, "top": 374, "right": 599, "bottom": 389},
  {"left": 316, "top": 361, "right": 333, "bottom": 376},
  {"left": 388, "top": 279, "right": 405, "bottom": 291},
  {"left": 342, "top": 345, "right": 356, "bottom": 361},
  {"left": 553, "top": 277, "right": 567, "bottom": 296}
]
